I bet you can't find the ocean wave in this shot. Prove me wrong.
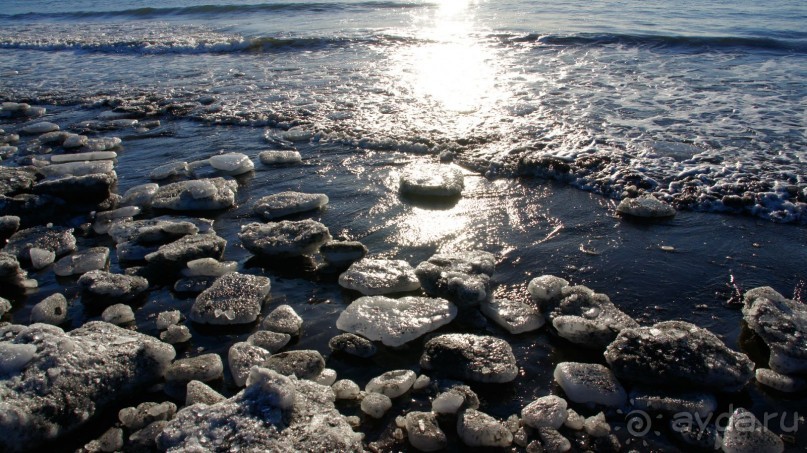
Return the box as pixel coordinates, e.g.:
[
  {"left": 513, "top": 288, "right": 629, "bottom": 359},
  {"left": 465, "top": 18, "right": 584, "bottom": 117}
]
[
  {"left": 0, "top": 1, "right": 431, "bottom": 20},
  {"left": 501, "top": 32, "right": 807, "bottom": 54}
]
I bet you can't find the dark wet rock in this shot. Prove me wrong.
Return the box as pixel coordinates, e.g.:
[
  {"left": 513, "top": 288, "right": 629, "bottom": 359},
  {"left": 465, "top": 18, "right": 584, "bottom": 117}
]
[
  {"left": 543, "top": 286, "right": 638, "bottom": 349},
  {"left": 0, "top": 194, "right": 66, "bottom": 227},
  {"left": 721, "top": 408, "right": 784, "bottom": 453},
  {"left": 81, "top": 427, "right": 124, "bottom": 453},
  {"left": 328, "top": 333, "right": 377, "bottom": 358},
  {"left": 420, "top": 334, "right": 518, "bottom": 383},
  {"left": 185, "top": 380, "right": 226, "bottom": 406},
  {"left": 414, "top": 250, "right": 495, "bottom": 308},
  {"left": 29, "top": 293, "right": 68, "bottom": 325},
  {"left": 253, "top": 191, "right": 329, "bottom": 220},
  {"left": 457, "top": 409, "right": 513, "bottom": 448},
  {"left": 4, "top": 225, "right": 76, "bottom": 262},
  {"left": 0, "top": 296, "right": 11, "bottom": 317},
  {"left": 128, "top": 420, "right": 168, "bottom": 452},
  {"left": 261, "top": 304, "right": 303, "bottom": 335},
  {"left": 0, "top": 322, "right": 175, "bottom": 452},
  {"left": 173, "top": 275, "right": 216, "bottom": 294},
  {"left": 32, "top": 173, "right": 116, "bottom": 203},
  {"left": 405, "top": 411, "right": 447, "bottom": 452},
  {"left": 755, "top": 368, "right": 807, "bottom": 393},
  {"left": 152, "top": 177, "right": 238, "bottom": 211},
  {"left": 77, "top": 270, "right": 149, "bottom": 306},
  {"left": 0, "top": 215, "right": 21, "bottom": 242},
  {"left": 248, "top": 330, "right": 291, "bottom": 353},
  {"left": 157, "top": 368, "right": 363, "bottom": 452},
  {"left": 53, "top": 247, "right": 109, "bottom": 277},
  {"left": 165, "top": 353, "right": 224, "bottom": 384},
  {"left": 119, "top": 401, "right": 177, "bottom": 431},
  {"left": 0, "top": 167, "right": 37, "bottom": 196},
  {"left": 228, "top": 341, "right": 272, "bottom": 387},
  {"left": 319, "top": 240, "right": 368, "bottom": 266},
  {"left": 743, "top": 286, "right": 807, "bottom": 375},
  {"left": 263, "top": 350, "right": 325, "bottom": 380},
  {"left": 604, "top": 321, "right": 754, "bottom": 392},
  {"left": 239, "top": 219, "right": 331, "bottom": 257},
  {"left": 144, "top": 233, "right": 227, "bottom": 273},
  {"left": 338, "top": 258, "right": 421, "bottom": 295},
  {"left": 189, "top": 273, "right": 270, "bottom": 325},
  {"left": 553, "top": 362, "right": 626, "bottom": 408}
]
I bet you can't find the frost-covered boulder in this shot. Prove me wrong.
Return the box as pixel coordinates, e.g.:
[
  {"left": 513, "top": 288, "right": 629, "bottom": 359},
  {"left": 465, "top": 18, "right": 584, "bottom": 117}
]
[
  {"left": 93, "top": 206, "right": 141, "bottom": 234},
  {"left": 553, "top": 362, "right": 626, "bottom": 408},
  {"left": 101, "top": 303, "right": 136, "bottom": 325},
  {"left": 328, "top": 333, "right": 377, "bottom": 358},
  {"left": 400, "top": 164, "right": 464, "bottom": 197},
  {"left": 253, "top": 191, "right": 328, "bottom": 220},
  {"left": 152, "top": 178, "right": 237, "bottom": 211},
  {"left": 239, "top": 220, "right": 330, "bottom": 257},
  {"left": 29, "top": 293, "right": 68, "bottom": 325},
  {"left": 165, "top": 353, "right": 224, "bottom": 384},
  {"left": 521, "top": 395, "right": 568, "bottom": 429},
  {"left": 28, "top": 247, "right": 55, "bottom": 269},
  {"left": 4, "top": 225, "right": 76, "bottom": 262},
  {"left": 743, "top": 287, "right": 807, "bottom": 375},
  {"left": 432, "top": 386, "right": 479, "bottom": 414},
  {"left": 629, "top": 387, "right": 717, "bottom": 417},
  {"left": 0, "top": 322, "right": 175, "bottom": 452},
  {"left": 0, "top": 252, "right": 37, "bottom": 291},
  {"left": 754, "top": 368, "right": 806, "bottom": 393},
  {"left": 185, "top": 380, "right": 226, "bottom": 406},
  {"left": 420, "top": 334, "right": 518, "bottom": 383},
  {"left": 160, "top": 325, "right": 192, "bottom": 344},
  {"left": 361, "top": 392, "right": 392, "bottom": 419},
  {"left": 721, "top": 408, "right": 784, "bottom": 453},
  {"left": 189, "top": 273, "right": 270, "bottom": 325},
  {"left": 210, "top": 153, "right": 254, "bottom": 176},
  {"left": 181, "top": 257, "right": 237, "bottom": 277},
  {"left": 108, "top": 216, "right": 212, "bottom": 245},
  {"left": 604, "top": 321, "right": 754, "bottom": 392},
  {"left": 336, "top": 296, "right": 457, "bottom": 347},
  {"left": 332, "top": 379, "right": 361, "bottom": 400},
  {"left": 0, "top": 296, "right": 11, "bottom": 318},
  {"left": 259, "top": 150, "right": 302, "bottom": 165},
  {"left": 149, "top": 162, "right": 189, "bottom": 181},
  {"left": 121, "top": 183, "right": 159, "bottom": 207},
  {"left": 248, "top": 330, "right": 291, "bottom": 353},
  {"left": 145, "top": 233, "right": 227, "bottom": 272},
  {"left": 414, "top": 250, "right": 495, "bottom": 308},
  {"left": 229, "top": 342, "right": 272, "bottom": 387},
  {"left": 405, "top": 411, "right": 447, "bottom": 452},
  {"left": 320, "top": 240, "right": 368, "bottom": 267},
  {"left": 366, "top": 369, "right": 416, "bottom": 398},
  {"left": 263, "top": 350, "right": 325, "bottom": 380},
  {"left": 53, "top": 247, "right": 109, "bottom": 277},
  {"left": 338, "top": 258, "right": 421, "bottom": 295},
  {"left": 545, "top": 286, "right": 638, "bottom": 349},
  {"left": 0, "top": 167, "right": 37, "bottom": 196},
  {"left": 261, "top": 304, "right": 303, "bottom": 335},
  {"left": 527, "top": 275, "right": 569, "bottom": 303},
  {"left": 616, "top": 194, "right": 676, "bottom": 218},
  {"left": 119, "top": 401, "right": 177, "bottom": 431},
  {"left": 77, "top": 270, "right": 149, "bottom": 306},
  {"left": 480, "top": 298, "right": 545, "bottom": 334},
  {"left": 457, "top": 409, "right": 513, "bottom": 448}
]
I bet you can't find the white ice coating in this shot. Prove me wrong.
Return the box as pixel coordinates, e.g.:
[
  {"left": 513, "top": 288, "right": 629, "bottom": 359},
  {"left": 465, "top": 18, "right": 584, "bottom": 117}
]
[
  {"left": 0, "top": 343, "right": 38, "bottom": 376},
  {"left": 332, "top": 379, "right": 361, "bottom": 400},
  {"left": 365, "top": 369, "right": 416, "bottom": 398},
  {"left": 457, "top": 409, "right": 513, "bottom": 448},
  {"left": 121, "top": 183, "right": 159, "bottom": 207},
  {"left": 338, "top": 258, "right": 421, "bottom": 295},
  {"left": 182, "top": 258, "right": 237, "bottom": 277},
  {"left": 209, "top": 152, "right": 254, "bottom": 175},
  {"left": 39, "top": 161, "right": 115, "bottom": 178},
  {"left": 149, "top": 162, "right": 189, "bottom": 180},
  {"left": 29, "top": 247, "right": 55, "bottom": 269},
  {"left": 360, "top": 392, "right": 392, "bottom": 419},
  {"left": 527, "top": 275, "right": 569, "bottom": 303},
  {"left": 399, "top": 164, "right": 464, "bottom": 197},
  {"left": 616, "top": 194, "right": 676, "bottom": 218},
  {"left": 50, "top": 151, "right": 117, "bottom": 163},
  {"left": 480, "top": 298, "right": 545, "bottom": 334},
  {"left": 101, "top": 304, "right": 136, "bottom": 325},
  {"left": 553, "top": 362, "right": 626, "bottom": 408},
  {"left": 259, "top": 150, "right": 302, "bottom": 165},
  {"left": 21, "top": 122, "right": 59, "bottom": 134},
  {"left": 253, "top": 191, "right": 329, "bottom": 220},
  {"left": 521, "top": 395, "right": 568, "bottom": 430}
]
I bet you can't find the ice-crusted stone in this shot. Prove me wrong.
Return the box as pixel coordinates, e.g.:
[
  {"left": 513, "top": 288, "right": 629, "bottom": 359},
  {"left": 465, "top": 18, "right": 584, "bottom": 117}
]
[
  {"left": 336, "top": 296, "right": 457, "bottom": 347},
  {"left": 564, "top": 408, "right": 585, "bottom": 430},
  {"left": 263, "top": 350, "right": 325, "bottom": 380},
  {"left": 130, "top": 420, "right": 169, "bottom": 451},
  {"left": 537, "top": 427, "right": 571, "bottom": 452},
  {"left": 328, "top": 332, "right": 377, "bottom": 358},
  {"left": 182, "top": 257, "right": 237, "bottom": 277},
  {"left": 165, "top": 353, "right": 224, "bottom": 383},
  {"left": 742, "top": 287, "right": 807, "bottom": 375},
  {"left": 32, "top": 173, "right": 116, "bottom": 203},
  {"left": 0, "top": 296, "right": 11, "bottom": 318},
  {"left": 185, "top": 380, "right": 226, "bottom": 406},
  {"left": 320, "top": 240, "right": 368, "bottom": 266},
  {"left": 190, "top": 273, "right": 271, "bottom": 325},
  {"left": 29, "top": 293, "right": 67, "bottom": 325},
  {"left": 528, "top": 275, "right": 570, "bottom": 303},
  {"left": 83, "top": 427, "right": 124, "bottom": 453},
  {"left": 248, "top": 330, "right": 291, "bottom": 353},
  {"left": 53, "top": 247, "right": 109, "bottom": 277},
  {"left": 553, "top": 362, "right": 626, "bottom": 408},
  {"left": 361, "top": 392, "right": 392, "bottom": 419},
  {"left": 545, "top": 286, "right": 638, "bottom": 349},
  {"left": 108, "top": 216, "right": 212, "bottom": 245},
  {"left": 149, "top": 161, "right": 189, "bottom": 181},
  {"left": 522, "top": 395, "right": 568, "bottom": 429},
  {"left": 420, "top": 334, "right": 518, "bottom": 383},
  {"left": 414, "top": 250, "right": 495, "bottom": 308},
  {"left": 0, "top": 322, "right": 175, "bottom": 452},
  {"left": 721, "top": 408, "right": 784, "bottom": 453},
  {"left": 604, "top": 321, "right": 754, "bottom": 392},
  {"left": 629, "top": 387, "right": 717, "bottom": 417},
  {"left": 755, "top": 368, "right": 807, "bottom": 393},
  {"left": 432, "top": 386, "right": 479, "bottom": 414},
  {"left": 63, "top": 134, "right": 88, "bottom": 148},
  {"left": 145, "top": 233, "right": 227, "bottom": 271},
  {"left": 119, "top": 401, "right": 177, "bottom": 431},
  {"left": 400, "top": 164, "right": 464, "bottom": 197},
  {"left": 405, "top": 411, "right": 447, "bottom": 452},
  {"left": 457, "top": 409, "right": 513, "bottom": 448},
  {"left": 338, "top": 258, "right": 421, "bottom": 295},
  {"left": 313, "top": 368, "right": 337, "bottom": 386},
  {"left": 39, "top": 161, "right": 115, "bottom": 179},
  {"left": 155, "top": 310, "right": 181, "bottom": 330},
  {"left": 0, "top": 252, "right": 37, "bottom": 290},
  {"left": 413, "top": 374, "right": 430, "bottom": 391},
  {"left": 584, "top": 412, "right": 611, "bottom": 437},
  {"left": 239, "top": 220, "right": 331, "bottom": 257},
  {"left": 93, "top": 206, "right": 141, "bottom": 234},
  {"left": 259, "top": 150, "right": 302, "bottom": 165},
  {"left": 0, "top": 342, "right": 37, "bottom": 375},
  {"left": 77, "top": 270, "right": 149, "bottom": 306},
  {"left": 160, "top": 325, "right": 192, "bottom": 344},
  {"left": 0, "top": 167, "right": 37, "bottom": 196},
  {"left": 261, "top": 304, "right": 303, "bottom": 335},
  {"left": 152, "top": 178, "right": 237, "bottom": 211},
  {"left": 616, "top": 194, "right": 676, "bottom": 218},
  {"left": 332, "top": 379, "right": 361, "bottom": 400},
  {"left": 0, "top": 215, "right": 20, "bottom": 242},
  {"left": 481, "top": 298, "right": 545, "bottom": 334},
  {"left": 29, "top": 247, "right": 55, "bottom": 269},
  {"left": 22, "top": 121, "right": 59, "bottom": 134},
  {"left": 366, "top": 369, "right": 417, "bottom": 398},
  {"left": 121, "top": 183, "right": 159, "bottom": 207},
  {"left": 100, "top": 304, "right": 135, "bottom": 325},
  {"left": 83, "top": 137, "right": 121, "bottom": 152},
  {"left": 5, "top": 225, "right": 76, "bottom": 262},
  {"left": 253, "top": 191, "right": 328, "bottom": 220},
  {"left": 229, "top": 342, "right": 272, "bottom": 387},
  {"left": 210, "top": 152, "right": 254, "bottom": 175}
]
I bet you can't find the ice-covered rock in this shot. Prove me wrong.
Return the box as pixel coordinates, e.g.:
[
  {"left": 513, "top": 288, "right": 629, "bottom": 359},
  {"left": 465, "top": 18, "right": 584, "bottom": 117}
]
[
  {"left": 0, "top": 296, "right": 11, "bottom": 318},
  {"left": 457, "top": 409, "right": 513, "bottom": 448},
  {"left": 119, "top": 401, "right": 177, "bottom": 431},
  {"left": 0, "top": 215, "right": 20, "bottom": 242},
  {"left": 185, "top": 380, "right": 226, "bottom": 406},
  {"left": 564, "top": 408, "right": 585, "bottom": 430},
  {"left": 545, "top": 286, "right": 638, "bottom": 349},
  {"left": 313, "top": 368, "right": 337, "bottom": 386},
  {"left": 400, "top": 164, "right": 464, "bottom": 197},
  {"left": 604, "top": 321, "right": 754, "bottom": 392},
  {"left": 481, "top": 298, "right": 545, "bottom": 334},
  {"left": 414, "top": 250, "right": 495, "bottom": 308},
  {"left": 239, "top": 220, "right": 331, "bottom": 257},
  {"left": 259, "top": 150, "right": 302, "bottom": 165},
  {"left": 405, "top": 411, "right": 447, "bottom": 452},
  {"left": 93, "top": 206, "right": 141, "bottom": 234},
  {"left": 253, "top": 191, "right": 329, "bottom": 220},
  {"left": 629, "top": 387, "right": 717, "bottom": 417},
  {"left": 108, "top": 216, "right": 212, "bottom": 245},
  {"left": 77, "top": 270, "right": 149, "bottom": 306},
  {"left": 83, "top": 427, "right": 124, "bottom": 453},
  {"left": 742, "top": 287, "right": 807, "bottom": 375},
  {"left": 0, "top": 252, "right": 37, "bottom": 291},
  {"left": 145, "top": 233, "right": 227, "bottom": 271},
  {"left": 50, "top": 151, "right": 117, "bottom": 163},
  {"left": 261, "top": 304, "right": 303, "bottom": 335},
  {"left": 537, "top": 427, "right": 571, "bottom": 452},
  {"left": 21, "top": 121, "right": 59, "bottom": 134},
  {"left": 755, "top": 368, "right": 807, "bottom": 393},
  {"left": 210, "top": 152, "right": 254, "bottom": 175},
  {"left": 101, "top": 303, "right": 135, "bottom": 325},
  {"left": 332, "top": 379, "right": 361, "bottom": 400},
  {"left": 53, "top": 247, "right": 109, "bottom": 277},
  {"left": 165, "top": 353, "right": 224, "bottom": 383},
  {"left": 32, "top": 173, "right": 116, "bottom": 203},
  {"left": 320, "top": 240, "right": 368, "bottom": 266},
  {"left": 38, "top": 161, "right": 114, "bottom": 178},
  {"left": 63, "top": 134, "right": 88, "bottom": 149},
  {"left": 528, "top": 275, "right": 570, "bottom": 303},
  {"left": 0, "top": 342, "right": 37, "bottom": 375},
  {"left": 338, "top": 258, "right": 421, "bottom": 295},
  {"left": 28, "top": 247, "right": 55, "bottom": 269},
  {"left": 149, "top": 161, "right": 189, "bottom": 181},
  {"left": 263, "top": 350, "right": 325, "bottom": 380},
  {"left": 366, "top": 369, "right": 416, "bottom": 398},
  {"left": 160, "top": 325, "right": 192, "bottom": 344},
  {"left": 553, "top": 362, "right": 627, "bottom": 408},
  {"left": 229, "top": 342, "right": 272, "bottom": 387},
  {"left": 29, "top": 293, "right": 68, "bottom": 325},
  {"left": 584, "top": 412, "right": 610, "bottom": 437},
  {"left": 182, "top": 257, "right": 237, "bottom": 277},
  {"left": 420, "top": 334, "right": 518, "bottom": 383},
  {"left": 413, "top": 374, "right": 430, "bottom": 391},
  {"left": 152, "top": 178, "right": 238, "bottom": 211},
  {"left": 432, "top": 386, "right": 480, "bottom": 414},
  {"left": 616, "top": 194, "right": 676, "bottom": 218},
  {"left": 121, "top": 183, "right": 159, "bottom": 207},
  {"left": 0, "top": 322, "right": 175, "bottom": 452},
  {"left": 721, "top": 408, "right": 784, "bottom": 453},
  {"left": 0, "top": 167, "right": 36, "bottom": 196},
  {"left": 336, "top": 295, "right": 457, "bottom": 347},
  {"left": 361, "top": 392, "right": 392, "bottom": 419},
  {"left": 83, "top": 137, "right": 122, "bottom": 152},
  {"left": 328, "top": 332, "right": 377, "bottom": 358},
  {"left": 522, "top": 395, "right": 568, "bottom": 429},
  {"left": 4, "top": 225, "right": 76, "bottom": 262},
  {"left": 155, "top": 310, "right": 181, "bottom": 329},
  {"left": 190, "top": 273, "right": 270, "bottom": 325},
  {"left": 248, "top": 330, "right": 291, "bottom": 353}
]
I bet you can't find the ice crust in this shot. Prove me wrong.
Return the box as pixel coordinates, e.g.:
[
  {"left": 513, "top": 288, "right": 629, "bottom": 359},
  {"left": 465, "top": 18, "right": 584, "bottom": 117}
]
[
  {"left": 239, "top": 220, "right": 331, "bottom": 257},
  {"left": 253, "top": 191, "right": 328, "bottom": 220},
  {"left": 338, "top": 258, "right": 421, "bottom": 295},
  {"left": 420, "top": 334, "right": 518, "bottom": 383},
  {"left": 190, "top": 273, "right": 271, "bottom": 325}
]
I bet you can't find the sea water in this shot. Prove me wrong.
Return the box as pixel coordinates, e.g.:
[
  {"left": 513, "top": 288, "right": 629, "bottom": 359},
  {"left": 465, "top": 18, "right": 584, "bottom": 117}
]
[{"left": 1, "top": 0, "right": 806, "bottom": 450}]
